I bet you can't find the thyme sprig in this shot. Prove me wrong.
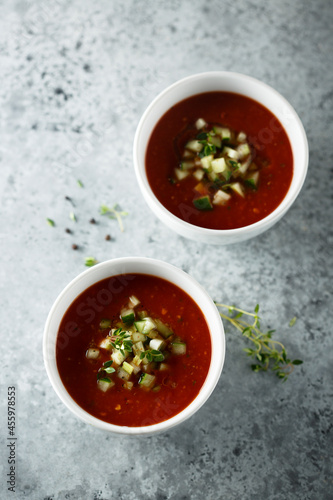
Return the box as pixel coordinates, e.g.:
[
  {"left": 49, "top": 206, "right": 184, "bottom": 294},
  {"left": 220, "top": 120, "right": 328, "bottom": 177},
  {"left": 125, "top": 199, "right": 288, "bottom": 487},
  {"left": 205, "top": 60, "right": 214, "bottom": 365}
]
[
  {"left": 109, "top": 328, "right": 133, "bottom": 356},
  {"left": 100, "top": 204, "right": 128, "bottom": 232},
  {"left": 140, "top": 349, "right": 164, "bottom": 363},
  {"left": 215, "top": 303, "right": 303, "bottom": 381}
]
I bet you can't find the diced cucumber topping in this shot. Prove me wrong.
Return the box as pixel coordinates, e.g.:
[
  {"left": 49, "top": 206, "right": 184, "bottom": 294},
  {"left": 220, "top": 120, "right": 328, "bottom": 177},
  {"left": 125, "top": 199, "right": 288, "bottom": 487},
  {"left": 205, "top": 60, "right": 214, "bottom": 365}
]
[
  {"left": 208, "top": 135, "right": 222, "bottom": 148},
  {"left": 99, "top": 319, "right": 111, "bottom": 329},
  {"left": 192, "top": 169, "right": 205, "bottom": 181},
  {"left": 93, "top": 297, "right": 191, "bottom": 396},
  {"left": 117, "top": 367, "right": 131, "bottom": 381},
  {"left": 122, "top": 361, "right": 134, "bottom": 375},
  {"left": 214, "top": 126, "right": 231, "bottom": 140},
  {"left": 223, "top": 146, "right": 239, "bottom": 160},
  {"left": 172, "top": 119, "right": 260, "bottom": 209},
  {"left": 200, "top": 154, "right": 214, "bottom": 170},
  {"left": 195, "top": 118, "right": 207, "bottom": 129},
  {"left": 128, "top": 295, "right": 140, "bottom": 308},
  {"left": 181, "top": 160, "right": 195, "bottom": 171},
  {"left": 154, "top": 318, "right": 174, "bottom": 339},
  {"left": 99, "top": 338, "right": 113, "bottom": 351},
  {"left": 185, "top": 140, "right": 203, "bottom": 153},
  {"left": 211, "top": 157, "right": 226, "bottom": 173},
  {"left": 159, "top": 363, "right": 169, "bottom": 371},
  {"left": 149, "top": 338, "right": 165, "bottom": 351},
  {"left": 132, "top": 331, "right": 146, "bottom": 343},
  {"left": 123, "top": 381, "right": 133, "bottom": 390},
  {"left": 111, "top": 349, "right": 128, "bottom": 365},
  {"left": 171, "top": 342, "right": 187, "bottom": 355},
  {"left": 138, "top": 373, "right": 156, "bottom": 388},
  {"left": 230, "top": 182, "right": 245, "bottom": 197},
  {"left": 134, "top": 317, "right": 156, "bottom": 334},
  {"left": 193, "top": 195, "right": 213, "bottom": 211},
  {"left": 245, "top": 171, "right": 259, "bottom": 189},
  {"left": 86, "top": 348, "right": 100, "bottom": 360},
  {"left": 97, "top": 378, "right": 115, "bottom": 392},
  {"left": 174, "top": 168, "right": 190, "bottom": 181},
  {"left": 236, "top": 143, "right": 251, "bottom": 159},
  {"left": 121, "top": 308, "right": 135, "bottom": 325},
  {"left": 213, "top": 189, "right": 231, "bottom": 206},
  {"left": 132, "top": 341, "right": 145, "bottom": 356},
  {"left": 237, "top": 131, "right": 247, "bottom": 142}
]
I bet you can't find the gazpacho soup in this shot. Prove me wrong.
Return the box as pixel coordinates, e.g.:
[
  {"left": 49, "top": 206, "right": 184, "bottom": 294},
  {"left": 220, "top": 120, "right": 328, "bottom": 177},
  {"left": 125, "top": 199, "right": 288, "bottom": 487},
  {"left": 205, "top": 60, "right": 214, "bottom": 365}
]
[
  {"left": 56, "top": 273, "right": 211, "bottom": 427},
  {"left": 145, "top": 92, "right": 293, "bottom": 230}
]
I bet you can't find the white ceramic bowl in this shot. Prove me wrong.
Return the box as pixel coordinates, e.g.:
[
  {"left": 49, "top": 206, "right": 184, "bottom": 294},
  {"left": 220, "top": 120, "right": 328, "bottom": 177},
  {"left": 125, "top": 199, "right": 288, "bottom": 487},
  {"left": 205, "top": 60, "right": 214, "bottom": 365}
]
[
  {"left": 43, "top": 257, "right": 225, "bottom": 436},
  {"left": 133, "top": 71, "right": 308, "bottom": 245}
]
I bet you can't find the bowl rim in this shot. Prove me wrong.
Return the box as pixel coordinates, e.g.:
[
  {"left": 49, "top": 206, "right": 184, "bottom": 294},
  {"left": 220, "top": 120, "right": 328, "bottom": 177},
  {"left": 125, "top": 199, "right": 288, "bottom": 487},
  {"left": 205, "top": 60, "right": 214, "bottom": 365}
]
[
  {"left": 43, "top": 256, "right": 225, "bottom": 436},
  {"left": 133, "top": 71, "right": 308, "bottom": 241}
]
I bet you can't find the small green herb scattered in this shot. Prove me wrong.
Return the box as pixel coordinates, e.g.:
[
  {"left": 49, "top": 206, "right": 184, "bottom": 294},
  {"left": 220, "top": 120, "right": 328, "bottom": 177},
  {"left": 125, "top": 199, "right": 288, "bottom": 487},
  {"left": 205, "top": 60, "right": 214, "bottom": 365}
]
[
  {"left": 100, "top": 204, "right": 128, "bottom": 232},
  {"left": 77, "top": 179, "right": 84, "bottom": 188},
  {"left": 46, "top": 218, "right": 55, "bottom": 226},
  {"left": 140, "top": 349, "right": 164, "bottom": 362},
  {"left": 289, "top": 316, "right": 297, "bottom": 327},
  {"left": 85, "top": 256, "right": 98, "bottom": 267},
  {"left": 69, "top": 211, "right": 77, "bottom": 222},
  {"left": 215, "top": 303, "right": 303, "bottom": 381},
  {"left": 109, "top": 328, "right": 133, "bottom": 356}
]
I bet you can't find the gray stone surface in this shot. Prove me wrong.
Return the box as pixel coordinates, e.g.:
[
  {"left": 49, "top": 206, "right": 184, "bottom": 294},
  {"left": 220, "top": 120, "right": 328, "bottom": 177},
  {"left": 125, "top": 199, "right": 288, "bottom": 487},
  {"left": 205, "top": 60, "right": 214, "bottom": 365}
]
[{"left": 0, "top": 0, "right": 332, "bottom": 499}]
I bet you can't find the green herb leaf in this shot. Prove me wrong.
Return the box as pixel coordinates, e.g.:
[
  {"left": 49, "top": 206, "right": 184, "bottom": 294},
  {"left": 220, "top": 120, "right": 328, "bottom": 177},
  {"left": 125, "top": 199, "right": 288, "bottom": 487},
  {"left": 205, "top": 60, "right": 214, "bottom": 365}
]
[
  {"left": 214, "top": 302, "right": 303, "bottom": 381},
  {"left": 289, "top": 316, "right": 297, "bottom": 327},
  {"left": 77, "top": 179, "right": 84, "bottom": 188},
  {"left": 69, "top": 212, "right": 77, "bottom": 222},
  {"left": 100, "top": 204, "right": 128, "bottom": 232},
  {"left": 85, "top": 257, "right": 98, "bottom": 267},
  {"left": 46, "top": 218, "right": 55, "bottom": 226}
]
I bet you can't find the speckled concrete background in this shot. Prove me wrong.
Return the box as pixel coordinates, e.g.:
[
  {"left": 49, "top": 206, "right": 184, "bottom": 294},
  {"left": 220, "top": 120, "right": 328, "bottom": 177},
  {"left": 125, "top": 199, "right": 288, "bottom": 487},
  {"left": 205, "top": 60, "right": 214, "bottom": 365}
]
[{"left": 0, "top": 0, "right": 332, "bottom": 499}]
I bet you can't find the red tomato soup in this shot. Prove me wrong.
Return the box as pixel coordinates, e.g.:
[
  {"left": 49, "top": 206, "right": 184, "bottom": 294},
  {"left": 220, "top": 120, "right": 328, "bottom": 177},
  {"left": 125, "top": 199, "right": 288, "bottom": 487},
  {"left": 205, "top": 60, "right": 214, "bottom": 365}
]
[
  {"left": 145, "top": 92, "right": 293, "bottom": 230},
  {"left": 56, "top": 274, "right": 211, "bottom": 427}
]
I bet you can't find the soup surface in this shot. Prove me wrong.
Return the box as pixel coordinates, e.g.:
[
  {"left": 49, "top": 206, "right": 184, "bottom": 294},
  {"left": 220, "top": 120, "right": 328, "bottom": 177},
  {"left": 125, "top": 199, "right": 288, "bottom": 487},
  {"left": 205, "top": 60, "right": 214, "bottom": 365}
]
[
  {"left": 146, "top": 92, "right": 293, "bottom": 229},
  {"left": 56, "top": 273, "right": 211, "bottom": 427}
]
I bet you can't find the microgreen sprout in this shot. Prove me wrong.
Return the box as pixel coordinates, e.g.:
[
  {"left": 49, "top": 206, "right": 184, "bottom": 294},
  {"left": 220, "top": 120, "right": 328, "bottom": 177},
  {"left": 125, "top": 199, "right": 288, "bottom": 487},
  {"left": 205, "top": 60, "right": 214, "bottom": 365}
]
[
  {"left": 100, "top": 204, "right": 128, "bottom": 232},
  {"left": 215, "top": 303, "right": 303, "bottom": 381}
]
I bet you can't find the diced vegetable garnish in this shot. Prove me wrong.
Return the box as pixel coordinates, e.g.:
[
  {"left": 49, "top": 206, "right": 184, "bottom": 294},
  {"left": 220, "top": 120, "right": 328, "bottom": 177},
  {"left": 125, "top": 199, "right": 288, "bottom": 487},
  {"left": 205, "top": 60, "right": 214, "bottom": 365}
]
[
  {"left": 128, "top": 295, "right": 140, "bottom": 308},
  {"left": 138, "top": 373, "right": 156, "bottom": 388},
  {"left": 122, "top": 361, "right": 134, "bottom": 375},
  {"left": 134, "top": 317, "right": 156, "bottom": 334},
  {"left": 99, "top": 319, "right": 112, "bottom": 329},
  {"left": 193, "top": 196, "right": 213, "bottom": 211},
  {"left": 121, "top": 308, "right": 135, "bottom": 325},
  {"left": 149, "top": 338, "right": 165, "bottom": 351},
  {"left": 132, "top": 331, "right": 146, "bottom": 343},
  {"left": 86, "top": 348, "right": 100, "bottom": 360},
  {"left": 154, "top": 318, "right": 174, "bottom": 339},
  {"left": 97, "top": 378, "right": 115, "bottom": 392},
  {"left": 185, "top": 140, "right": 203, "bottom": 152},
  {"left": 117, "top": 367, "right": 131, "bottom": 381},
  {"left": 213, "top": 190, "right": 231, "bottom": 206},
  {"left": 99, "top": 338, "right": 113, "bottom": 351},
  {"left": 111, "top": 349, "right": 128, "bottom": 365},
  {"left": 230, "top": 182, "right": 245, "bottom": 198},
  {"left": 170, "top": 118, "right": 261, "bottom": 211},
  {"left": 171, "top": 342, "right": 187, "bottom": 355},
  {"left": 174, "top": 168, "right": 190, "bottom": 181},
  {"left": 91, "top": 298, "right": 189, "bottom": 395},
  {"left": 123, "top": 381, "right": 133, "bottom": 390},
  {"left": 195, "top": 118, "right": 207, "bottom": 129}
]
